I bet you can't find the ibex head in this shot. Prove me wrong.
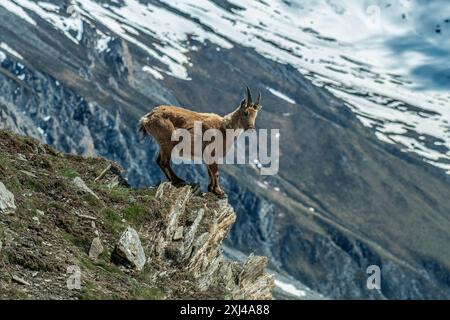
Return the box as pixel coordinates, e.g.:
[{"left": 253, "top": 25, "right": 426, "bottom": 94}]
[{"left": 238, "top": 86, "right": 262, "bottom": 131}]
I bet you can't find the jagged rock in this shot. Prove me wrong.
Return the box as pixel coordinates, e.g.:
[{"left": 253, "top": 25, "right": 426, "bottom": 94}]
[
  {"left": 165, "top": 185, "right": 191, "bottom": 239},
  {"left": 89, "top": 237, "right": 104, "bottom": 260},
  {"left": 72, "top": 177, "right": 99, "bottom": 200},
  {"left": 233, "top": 255, "right": 274, "bottom": 300},
  {"left": 0, "top": 182, "right": 16, "bottom": 214},
  {"left": 115, "top": 227, "right": 146, "bottom": 271},
  {"left": 152, "top": 183, "right": 274, "bottom": 299}
]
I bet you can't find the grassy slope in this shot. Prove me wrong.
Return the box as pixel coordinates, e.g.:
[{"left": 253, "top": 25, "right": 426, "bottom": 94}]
[{"left": 0, "top": 130, "right": 226, "bottom": 299}]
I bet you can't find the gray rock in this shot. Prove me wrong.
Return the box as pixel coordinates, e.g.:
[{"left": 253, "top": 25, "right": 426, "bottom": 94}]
[
  {"left": 184, "top": 208, "right": 204, "bottom": 253},
  {"left": 12, "top": 275, "right": 30, "bottom": 286},
  {"left": 72, "top": 177, "right": 99, "bottom": 200},
  {"left": 20, "top": 170, "right": 37, "bottom": 178},
  {"left": 0, "top": 182, "right": 16, "bottom": 213},
  {"left": 115, "top": 227, "right": 146, "bottom": 271},
  {"left": 89, "top": 237, "right": 104, "bottom": 260},
  {"left": 32, "top": 216, "right": 40, "bottom": 225},
  {"left": 173, "top": 226, "right": 184, "bottom": 241},
  {"left": 17, "top": 154, "right": 27, "bottom": 162}
]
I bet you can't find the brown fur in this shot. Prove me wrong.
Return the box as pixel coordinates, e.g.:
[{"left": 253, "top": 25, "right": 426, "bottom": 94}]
[{"left": 139, "top": 88, "right": 261, "bottom": 197}]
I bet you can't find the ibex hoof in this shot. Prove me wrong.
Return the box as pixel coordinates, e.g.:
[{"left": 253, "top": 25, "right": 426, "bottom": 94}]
[
  {"left": 212, "top": 190, "right": 227, "bottom": 198},
  {"left": 172, "top": 181, "right": 188, "bottom": 187}
]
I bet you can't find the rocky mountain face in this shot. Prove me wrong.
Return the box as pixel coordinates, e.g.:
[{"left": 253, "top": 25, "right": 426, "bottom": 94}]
[
  {"left": 1, "top": 0, "right": 450, "bottom": 299},
  {"left": 0, "top": 130, "right": 274, "bottom": 299}
]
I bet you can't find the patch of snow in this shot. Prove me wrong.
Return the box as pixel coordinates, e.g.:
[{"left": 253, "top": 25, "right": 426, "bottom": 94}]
[
  {"left": 0, "top": 0, "right": 36, "bottom": 25},
  {"left": 0, "top": 51, "right": 6, "bottom": 62},
  {"left": 257, "top": 181, "right": 268, "bottom": 189},
  {"left": 275, "top": 279, "right": 306, "bottom": 298},
  {"left": 9, "top": 0, "right": 84, "bottom": 43},
  {"left": 96, "top": 32, "right": 111, "bottom": 52},
  {"left": 37, "top": 2, "right": 59, "bottom": 12},
  {"left": 266, "top": 87, "right": 296, "bottom": 104},
  {"left": 142, "top": 66, "right": 164, "bottom": 80},
  {"left": 0, "top": 42, "right": 23, "bottom": 59},
  {"left": 74, "top": 0, "right": 232, "bottom": 79}
]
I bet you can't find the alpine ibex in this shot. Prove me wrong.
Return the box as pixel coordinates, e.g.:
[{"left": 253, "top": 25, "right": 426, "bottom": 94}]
[{"left": 139, "top": 87, "right": 262, "bottom": 197}]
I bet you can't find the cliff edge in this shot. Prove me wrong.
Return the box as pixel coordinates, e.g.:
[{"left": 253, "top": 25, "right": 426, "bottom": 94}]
[{"left": 0, "top": 130, "right": 274, "bottom": 299}]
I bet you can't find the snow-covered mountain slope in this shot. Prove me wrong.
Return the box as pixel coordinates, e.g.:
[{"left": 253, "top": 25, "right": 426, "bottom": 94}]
[{"left": 2, "top": 0, "right": 448, "bottom": 172}]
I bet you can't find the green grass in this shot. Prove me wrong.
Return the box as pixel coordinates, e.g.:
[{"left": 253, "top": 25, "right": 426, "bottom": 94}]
[
  {"left": 94, "top": 258, "right": 122, "bottom": 274},
  {"left": 62, "top": 231, "right": 90, "bottom": 250},
  {"left": 0, "top": 152, "right": 12, "bottom": 169},
  {"left": 10, "top": 288, "right": 29, "bottom": 299},
  {"left": 132, "top": 285, "right": 165, "bottom": 300},
  {"left": 102, "top": 208, "right": 125, "bottom": 235},
  {"left": 96, "top": 185, "right": 131, "bottom": 203},
  {"left": 13, "top": 196, "right": 42, "bottom": 218},
  {"left": 79, "top": 256, "right": 96, "bottom": 272},
  {"left": 61, "top": 231, "right": 77, "bottom": 244},
  {"left": 4, "top": 177, "right": 21, "bottom": 193},
  {"left": 23, "top": 177, "right": 46, "bottom": 193},
  {"left": 79, "top": 253, "right": 121, "bottom": 274},
  {"left": 78, "top": 281, "right": 103, "bottom": 300},
  {"left": 81, "top": 194, "right": 102, "bottom": 208},
  {"left": 123, "top": 204, "right": 148, "bottom": 224},
  {"left": 60, "top": 168, "right": 79, "bottom": 179}
]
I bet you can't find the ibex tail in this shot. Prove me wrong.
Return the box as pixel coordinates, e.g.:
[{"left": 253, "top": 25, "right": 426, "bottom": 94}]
[{"left": 138, "top": 116, "right": 150, "bottom": 140}]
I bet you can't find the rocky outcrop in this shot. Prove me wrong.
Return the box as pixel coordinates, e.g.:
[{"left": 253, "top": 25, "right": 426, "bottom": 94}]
[{"left": 150, "top": 182, "right": 274, "bottom": 300}]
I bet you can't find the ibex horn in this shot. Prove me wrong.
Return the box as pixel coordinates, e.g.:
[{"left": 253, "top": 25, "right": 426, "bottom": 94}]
[
  {"left": 255, "top": 92, "right": 261, "bottom": 106},
  {"left": 246, "top": 86, "right": 253, "bottom": 105}
]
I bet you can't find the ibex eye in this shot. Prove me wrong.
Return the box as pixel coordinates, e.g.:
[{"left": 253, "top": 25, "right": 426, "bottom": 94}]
[{"left": 244, "top": 110, "right": 249, "bottom": 116}]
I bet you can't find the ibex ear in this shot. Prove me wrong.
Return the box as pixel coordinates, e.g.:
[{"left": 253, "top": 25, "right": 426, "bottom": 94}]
[{"left": 239, "top": 99, "right": 247, "bottom": 109}]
